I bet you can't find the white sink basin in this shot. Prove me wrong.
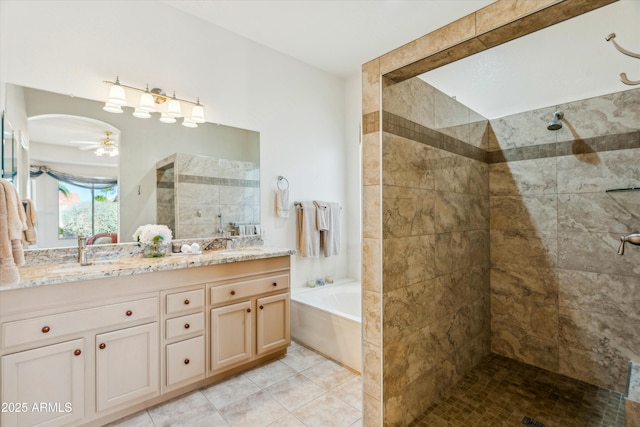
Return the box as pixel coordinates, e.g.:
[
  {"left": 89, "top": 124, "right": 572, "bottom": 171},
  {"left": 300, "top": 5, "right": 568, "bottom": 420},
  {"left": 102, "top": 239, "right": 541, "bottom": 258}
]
[{"left": 48, "top": 261, "right": 117, "bottom": 274}]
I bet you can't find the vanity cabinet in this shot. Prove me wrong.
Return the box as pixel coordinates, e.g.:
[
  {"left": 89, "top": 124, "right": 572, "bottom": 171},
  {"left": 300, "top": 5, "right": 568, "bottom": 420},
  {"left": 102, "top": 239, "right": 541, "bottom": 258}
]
[
  {"left": 210, "top": 273, "right": 290, "bottom": 373},
  {"left": 95, "top": 323, "right": 159, "bottom": 412},
  {"left": 1, "top": 254, "right": 291, "bottom": 426},
  {"left": 162, "top": 287, "right": 206, "bottom": 392},
  {"left": 1, "top": 339, "right": 85, "bottom": 427}
]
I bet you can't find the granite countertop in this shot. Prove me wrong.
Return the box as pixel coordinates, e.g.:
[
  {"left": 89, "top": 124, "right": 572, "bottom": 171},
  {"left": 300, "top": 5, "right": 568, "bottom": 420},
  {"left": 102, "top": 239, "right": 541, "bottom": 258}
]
[{"left": 5, "top": 247, "right": 295, "bottom": 291}]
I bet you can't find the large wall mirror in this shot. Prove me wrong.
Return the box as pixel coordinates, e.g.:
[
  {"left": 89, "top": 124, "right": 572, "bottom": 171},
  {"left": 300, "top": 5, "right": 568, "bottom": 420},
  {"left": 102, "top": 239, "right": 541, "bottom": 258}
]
[{"left": 6, "top": 84, "right": 260, "bottom": 249}]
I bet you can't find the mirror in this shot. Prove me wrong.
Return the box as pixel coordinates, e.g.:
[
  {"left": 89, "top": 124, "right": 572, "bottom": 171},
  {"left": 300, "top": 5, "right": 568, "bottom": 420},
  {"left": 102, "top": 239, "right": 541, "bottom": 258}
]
[
  {"left": 8, "top": 84, "right": 260, "bottom": 249},
  {"left": 1, "top": 111, "right": 17, "bottom": 183}
]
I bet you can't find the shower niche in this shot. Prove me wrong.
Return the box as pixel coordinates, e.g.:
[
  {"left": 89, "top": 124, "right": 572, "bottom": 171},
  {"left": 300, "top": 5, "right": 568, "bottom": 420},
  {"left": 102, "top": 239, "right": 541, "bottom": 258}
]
[{"left": 156, "top": 153, "right": 260, "bottom": 239}]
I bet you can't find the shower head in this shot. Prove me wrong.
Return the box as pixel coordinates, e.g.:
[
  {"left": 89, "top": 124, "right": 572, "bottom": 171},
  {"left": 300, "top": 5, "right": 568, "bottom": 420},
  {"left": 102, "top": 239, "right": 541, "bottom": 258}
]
[{"left": 547, "top": 111, "right": 564, "bottom": 131}]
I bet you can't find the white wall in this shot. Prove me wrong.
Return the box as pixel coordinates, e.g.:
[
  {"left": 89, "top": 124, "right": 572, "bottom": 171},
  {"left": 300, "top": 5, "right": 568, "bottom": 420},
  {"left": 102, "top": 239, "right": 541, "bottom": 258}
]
[{"left": 1, "top": 0, "right": 362, "bottom": 287}]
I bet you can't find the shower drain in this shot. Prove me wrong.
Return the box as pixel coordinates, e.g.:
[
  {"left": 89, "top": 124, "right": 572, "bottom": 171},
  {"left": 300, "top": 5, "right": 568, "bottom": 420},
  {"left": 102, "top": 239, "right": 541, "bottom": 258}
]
[{"left": 521, "top": 416, "right": 546, "bottom": 427}]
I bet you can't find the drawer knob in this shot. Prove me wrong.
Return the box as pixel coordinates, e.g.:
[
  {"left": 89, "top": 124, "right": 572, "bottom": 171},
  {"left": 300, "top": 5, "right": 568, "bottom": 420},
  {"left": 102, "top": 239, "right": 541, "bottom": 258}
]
[
  {"left": 126, "top": 310, "right": 133, "bottom": 316},
  {"left": 41, "top": 326, "right": 50, "bottom": 333},
  {"left": 230, "top": 290, "right": 236, "bottom": 296},
  {"left": 259, "top": 305, "right": 264, "bottom": 310},
  {"left": 246, "top": 308, "right": 251, "bottom": 313},
  {"left": 74, "top": 349, "right": 82, "bottom": 356},
  {"left": 272, "top": 282, "right": 277, "bottom": 287},
  {"left": 184, "top": 358, "right": 190, "bottom": 365},
  {"left": 99, "top": 343, "right": 106, "bottom": 350},
  {"left": 184, "top": 299, "right": 190, "bottom": 305},
  {"left": 184, "top": 323, "right": 190, "bottom": 329}
]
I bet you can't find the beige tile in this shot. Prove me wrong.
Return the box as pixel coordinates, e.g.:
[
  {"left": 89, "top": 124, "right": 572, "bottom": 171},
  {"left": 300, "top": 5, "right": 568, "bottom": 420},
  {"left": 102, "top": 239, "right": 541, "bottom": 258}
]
[
  {"left": 362, "top": 390, "right": 381, "bottom": 427},
  {"left": 491, "top": 327, "right": 559, "bottom": 373},
  {"left": 558, "top": 231, "right": 640, "bottom": 276},
  {"left": 301, "top": 360, "right": 358, "bottom": 391},
  {"left": 218, "top": 390, "right": 288, "bottom": 427},
  {"left": 362, "top": 60, "right": 380, "bottom": 116},
  {"left": 475, "top": 0, "right": 557, "bottom": 35},
  {"left": 558, "top": 192, "right": 640, "bottom": 234},
  {"left": 382, "top": 186, "right": 435, "bottom": 238},
  {"left": 280, "top": 346, "right": 327, "bottom": 372},
  {"left": 264, "top": 373, "right": 326, "bottom": 411},
  {"left": 383, "top": 235, "right": 436, "bottom": 291},
  {"left": 266, "top": 414, "right": 306, "bottom": 427},
  {"left": 362, "top": 238, "right": 381, "bottom": 293},
  {"left": 202, "top": 374, "right": 260, "bottom": 409},
  {"left": 382, "top": 133, "right": 437, "bottom": 189},
  {"left": 107, "top": 411, "right": 155, "bottom": 427},
  {"left": 490, "top": 194, "right": 557, "bottom": 231},
  {"left": 362, "top": 132, "right": 380, "bottom": 186},
  {"left": 333, "top": 376, "right": 363, "bottom": 411},
  {"left": 362, "top": 342, "right": 381, "bottom": 401},
  {"left": 491, "top": 263, "right": 557, "bottom": 304},
  {"left": 491, "top": 293, "right": 558, "bottom": 343},
  {"left": 174, "top": 412, "right": 229, "bottom": 427},
  {"left": 434, "top": 192, "right": 469, "bottom": 233},
  {"left": 293, "top": 394, "right": 361, "bottom": 427},
  {"left": 245, "top": 360, "right": 297, "bottom": 389},
  {"left": 362, "top": 289, "right": 380, "bottom": 344},
  {"left": 489, "top": 157, "right": 557, "bottom": 196},
  {"left": 490, "top": 229, "right": 557, "bottom": 268},
  {"left": 362, "top": 185, "right": 381, "bottom": 239},
  {"left": 382, "top": 78, "right": 435, "bottom": 129},
  {"left": 434, "top": 232, "right": 469, "bottom": 275},
  {"left": 147, "top": 391, "right": 218, "bottom": 427}
]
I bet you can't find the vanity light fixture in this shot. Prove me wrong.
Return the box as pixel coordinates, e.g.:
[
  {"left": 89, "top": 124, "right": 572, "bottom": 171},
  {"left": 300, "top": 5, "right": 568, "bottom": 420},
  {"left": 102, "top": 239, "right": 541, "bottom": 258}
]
[{"left": 103, "top": 77, "right": 205, "bottom": 127}]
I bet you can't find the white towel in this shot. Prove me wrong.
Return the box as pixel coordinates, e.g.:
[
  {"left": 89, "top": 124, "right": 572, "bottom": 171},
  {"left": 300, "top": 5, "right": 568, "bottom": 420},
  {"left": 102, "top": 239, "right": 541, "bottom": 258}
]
[
  {"left": 297, "top": 201, "right": 320, "bottom": 258},
  {"left": 322, "top": 202, "right": 341, "bottom": 257},
  {"left": 276, "top": 187, "right": 290, "bottom": 218},
  {"left": 313, "top": 200, "right": 330, "bottom": 231}
]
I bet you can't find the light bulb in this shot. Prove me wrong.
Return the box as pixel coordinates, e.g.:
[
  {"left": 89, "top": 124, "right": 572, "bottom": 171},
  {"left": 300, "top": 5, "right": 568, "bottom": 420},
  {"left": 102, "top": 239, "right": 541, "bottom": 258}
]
[
  {"left": 103, "top": 102, "right": 123, "bottom": 113},
  {"left": 159, "top": 113, "right": 176, "bottom": 124},
  {"left": 190, "top": 100, "right": 205, "bottom": 123},
  {"left": 138, "top": 91, "right": 156, "bottom": 112},
  {"left": 166, "top": 92, "right": 182, "bottom": 118}
]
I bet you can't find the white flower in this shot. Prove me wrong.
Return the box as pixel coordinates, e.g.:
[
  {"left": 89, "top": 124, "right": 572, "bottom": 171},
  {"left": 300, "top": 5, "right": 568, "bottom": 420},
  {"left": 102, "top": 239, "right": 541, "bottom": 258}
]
[{"left": 133, "top": 224, "right": 173, "bottom": 245}]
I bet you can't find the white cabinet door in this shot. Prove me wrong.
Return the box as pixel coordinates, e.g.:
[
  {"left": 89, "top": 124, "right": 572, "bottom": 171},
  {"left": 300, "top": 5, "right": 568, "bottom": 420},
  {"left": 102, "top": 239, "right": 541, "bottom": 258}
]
[
  {"left": 96, "top": 323, "right": 159, "bottom": 412},
  {"left": 211, "top": 301, "right": 252, "bottom": 371},
  {"left": 256, "top": 293, "right": 290, "bottom": 355},
  {"left": 166, "top": 336, "right": 205, "bottom": 388},
  {"left": 1, "top": 339, "right": 84, "bottom": 427}
]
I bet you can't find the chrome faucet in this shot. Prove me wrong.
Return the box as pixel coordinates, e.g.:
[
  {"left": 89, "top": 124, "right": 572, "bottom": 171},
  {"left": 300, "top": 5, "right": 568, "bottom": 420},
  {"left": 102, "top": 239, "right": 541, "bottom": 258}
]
[
  {"left": 617, "top": 232, "right": 640, "bottom": 255},
  {"left": 77, "top": 236, "right": 90, "bottom": 265},
  {"left": 224, "top": 231, "right": 236, "bottom": 250}
]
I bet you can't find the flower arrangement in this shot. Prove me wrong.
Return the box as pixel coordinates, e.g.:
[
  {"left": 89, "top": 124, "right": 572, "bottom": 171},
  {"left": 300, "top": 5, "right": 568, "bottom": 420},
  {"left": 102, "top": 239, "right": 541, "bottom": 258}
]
[{"left": 133, "top": 224, "right": 172, "bottom": 257}]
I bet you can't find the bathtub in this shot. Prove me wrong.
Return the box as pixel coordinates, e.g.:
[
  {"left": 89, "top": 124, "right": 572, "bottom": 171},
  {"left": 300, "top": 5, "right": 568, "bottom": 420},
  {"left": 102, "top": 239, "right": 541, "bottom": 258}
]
[{"left": 290, "top": 280, "right": 362, "bottom": 373}]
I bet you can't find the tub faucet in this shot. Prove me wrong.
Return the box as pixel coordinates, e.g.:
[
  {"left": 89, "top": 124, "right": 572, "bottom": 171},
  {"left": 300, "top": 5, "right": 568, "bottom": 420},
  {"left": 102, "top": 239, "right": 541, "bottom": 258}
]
[
  {"left": 77, "top": 236, "right": 90, "bottom": 265},
  {"left": 617, "top": 232, "right": 640, "bottom": 255}
]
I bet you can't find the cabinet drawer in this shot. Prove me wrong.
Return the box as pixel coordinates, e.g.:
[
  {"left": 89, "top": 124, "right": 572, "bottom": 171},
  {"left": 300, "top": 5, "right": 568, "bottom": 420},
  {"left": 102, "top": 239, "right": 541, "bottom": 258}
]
[
  {"left": 2, "top": 297, "right": 158, "bottom": 350},
  {"left": 166, "top": 289, "right": 204, "bottom": 315},
  {"left": 211, "top": 274, "right": 289, "bottom": 305},
  {"left": 166, "top": 312, "right": 204, "bottom": 340},
  {"left": 166, "top": 336, "right": 205, "bottom": 387}
]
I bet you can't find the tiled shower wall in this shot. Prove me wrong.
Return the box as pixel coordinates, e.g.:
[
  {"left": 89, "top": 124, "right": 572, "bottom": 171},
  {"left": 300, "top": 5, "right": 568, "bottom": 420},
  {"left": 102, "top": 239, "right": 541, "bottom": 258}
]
[
  {"left": 380, "top": 78, "right": 491, "bottom": 424},
  {"left": 489, "top": 87, "right": 640, "bottom": 392}
]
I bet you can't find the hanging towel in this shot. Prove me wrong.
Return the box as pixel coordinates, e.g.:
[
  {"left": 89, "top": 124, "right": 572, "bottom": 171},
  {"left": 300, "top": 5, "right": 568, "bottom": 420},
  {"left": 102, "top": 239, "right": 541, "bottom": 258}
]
[
  {"left": 322, "top": 202, "right": 341, "bottom": 257},
  {"left": 276, "top": 186, "right": 290, "bottom": 218},
  {"left": 297, "top": 201, "right": 320, "bottom": 258},
  {"left": 22, "top": 198, "right": 38, "bottom": 245},
  {"left": 313, "top": 200, "right": 330, "bottom": 231},
  {"left": 0, "top": 182, "right": 20, "bottom": 287},
  {"left": 0, "top": 179, "right": 27, "bottom": 244}
]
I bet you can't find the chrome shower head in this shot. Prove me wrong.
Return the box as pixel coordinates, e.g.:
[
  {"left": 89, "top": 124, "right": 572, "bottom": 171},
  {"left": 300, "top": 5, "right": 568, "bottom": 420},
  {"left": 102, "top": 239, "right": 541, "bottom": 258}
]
[{"left": 547, "top": 111, "right": 564, "bottom": 131}]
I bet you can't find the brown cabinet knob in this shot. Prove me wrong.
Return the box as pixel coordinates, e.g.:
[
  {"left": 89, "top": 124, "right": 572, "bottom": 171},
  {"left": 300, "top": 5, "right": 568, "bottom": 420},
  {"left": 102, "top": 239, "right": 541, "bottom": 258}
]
[
  {"left": 74, "top": 349, "right": 82, "bottom": 356},
  {"left": 272, "top": 282, "right": 277, "bottom": 287},
  {"left": 184, "top": 358, "right": 190, "bottom": 365},
  {"left": 246, "top": 308, "right": 251, "bottom": 313},
  {"left": 259, "top": 305, "right": 264, "bottom": 310},
  {"left": 41, "top": 326, "right": 50, "bottom": 333},
  {"left": 230, "top": 290, "right": 236, "bottom": 296},
  {"left": 184, "top": 323, "right": 190, "bottom": 329},
  {"left": 126, "top": 310, "right": 133, "bottom": 316},
  {"left": 184, "top": 299, "right": 190, "bottom": 305},
  {"left": 99, "top": 343, "right": 106, "bottom": 350}
]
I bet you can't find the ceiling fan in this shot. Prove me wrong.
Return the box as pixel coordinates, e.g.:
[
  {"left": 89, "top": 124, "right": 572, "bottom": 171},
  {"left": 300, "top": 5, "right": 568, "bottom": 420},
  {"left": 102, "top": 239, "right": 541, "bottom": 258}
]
[{"left": 74, "top": 131, "right": 119, "bottom": 156}]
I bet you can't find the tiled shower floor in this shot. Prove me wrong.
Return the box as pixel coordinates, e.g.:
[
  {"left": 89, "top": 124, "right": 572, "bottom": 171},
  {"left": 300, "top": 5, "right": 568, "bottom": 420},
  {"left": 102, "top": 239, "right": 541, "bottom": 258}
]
[{"left": 411, "top": 353, "right": 625, "bottom": 427}]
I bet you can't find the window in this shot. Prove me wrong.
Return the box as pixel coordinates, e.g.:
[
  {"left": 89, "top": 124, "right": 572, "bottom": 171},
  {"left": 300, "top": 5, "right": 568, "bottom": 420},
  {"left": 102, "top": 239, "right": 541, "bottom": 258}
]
[{"left": 58, "top": 182, "right": 118, "bottom": 239}]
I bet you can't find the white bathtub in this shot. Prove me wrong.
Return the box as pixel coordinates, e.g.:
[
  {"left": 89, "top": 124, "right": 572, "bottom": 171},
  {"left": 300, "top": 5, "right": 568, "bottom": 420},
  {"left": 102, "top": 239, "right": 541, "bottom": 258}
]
[{"left": 291, "top": 280, "right": 362, "bottom": 373}]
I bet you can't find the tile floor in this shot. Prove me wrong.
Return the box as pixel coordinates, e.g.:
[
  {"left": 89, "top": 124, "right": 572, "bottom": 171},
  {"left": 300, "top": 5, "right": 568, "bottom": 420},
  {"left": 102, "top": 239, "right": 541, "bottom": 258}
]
[
  {"left": 108, "top": 341, "right": 362, "bottom": 427},
  {"left": 411, "top": 353, "right": 626, "bottom": 427}
]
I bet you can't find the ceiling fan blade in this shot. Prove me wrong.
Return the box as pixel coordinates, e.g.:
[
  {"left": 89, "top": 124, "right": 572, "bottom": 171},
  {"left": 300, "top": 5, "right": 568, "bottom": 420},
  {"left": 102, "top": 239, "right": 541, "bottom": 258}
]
[{"left": 78, "top": 144, "right": 100, "bottom": 150}]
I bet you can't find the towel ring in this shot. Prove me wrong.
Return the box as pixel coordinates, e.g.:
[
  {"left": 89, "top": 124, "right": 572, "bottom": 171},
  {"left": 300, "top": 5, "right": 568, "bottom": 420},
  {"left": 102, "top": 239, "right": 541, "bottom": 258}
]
[{"left": 277, "top": 176, "right": 289, "bottom": 190}]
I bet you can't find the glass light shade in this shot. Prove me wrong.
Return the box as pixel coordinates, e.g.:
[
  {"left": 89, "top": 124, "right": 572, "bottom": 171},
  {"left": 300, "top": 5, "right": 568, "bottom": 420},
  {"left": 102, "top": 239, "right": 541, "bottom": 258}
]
[
  {"left": 182, "top": 117, "right": 198, "bottom": 128},
  {"left": 108, "top": 147, "right": 119, "bottom": 157},
  {"left": 95, "top": 147, "right": 106, "bottom": 156},
  {"left": 103, "top": 102, "right": 123, "bottom": 113},
  {"left": 107, "top": 84, "right": 127, "bottom": 106},
  {"left": 166, "top": 99, "right": 182, "bottom": 118},
  {"left": 190, "top": 104, "right": 205, "bottom": 123},
  {"left": 133, "top": 108, "right": 151, "bottom": 119},
  {"left": 138, "top": 92, "right": 156, "bottom": 112},
  {"left": 159, "top": 113, "right": 176, "bottom": 124}
]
